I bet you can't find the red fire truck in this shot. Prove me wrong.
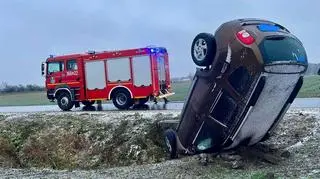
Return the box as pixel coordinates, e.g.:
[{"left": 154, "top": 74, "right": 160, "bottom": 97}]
[{"left": 41, "top": 46, "right": 174, "bottom": 111}]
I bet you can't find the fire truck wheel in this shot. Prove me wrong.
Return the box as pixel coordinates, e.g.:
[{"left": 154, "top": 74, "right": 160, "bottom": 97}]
[
  {"left": 138, "top": 97, "right": 149, "bottom": 105},
  {"left": 112, "top": 89, "right": 133, "bottom": 110},
  {"left": 82, "top": 100, "right": 95, "bottom": 106},
  {"left": 57, "top": 92, "right": 74, "bottom": 111},
  {"left": 191, "top": 33, "right": 216, "bottom": 67}
]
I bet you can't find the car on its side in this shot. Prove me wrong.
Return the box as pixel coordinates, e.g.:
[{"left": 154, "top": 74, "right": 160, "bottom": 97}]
[{"left": 164, "top": 18, "right": 308, "bottom": 158}]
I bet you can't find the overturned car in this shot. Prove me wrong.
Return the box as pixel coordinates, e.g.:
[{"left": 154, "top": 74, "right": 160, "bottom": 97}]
[{"left": 164, "top": 18, "right": 308, "bottom": 158}]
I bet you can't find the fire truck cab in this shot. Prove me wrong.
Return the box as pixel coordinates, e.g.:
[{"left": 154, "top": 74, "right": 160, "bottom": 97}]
[{"left": 41, "top": 46, "right": 174, "bottom": 111}]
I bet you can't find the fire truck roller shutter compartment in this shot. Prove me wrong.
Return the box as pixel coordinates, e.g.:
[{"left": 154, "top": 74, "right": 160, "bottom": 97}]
[
  {"left": 158, "top": 56, "right": 166, "bottom": 82},
  {"left": 85, "top": 61, "right": 106, "bottom": 90},
  {"left": 107, "top": 57, "right": 131, "bottom": 82},
  {"left": 132, "top": 55, "right": 152, "bottom": 87}
]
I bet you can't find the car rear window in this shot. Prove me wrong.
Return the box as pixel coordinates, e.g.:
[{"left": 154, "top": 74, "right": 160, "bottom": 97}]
[{"left": 259, "top": 36, "right": 307, "bottom": 64}]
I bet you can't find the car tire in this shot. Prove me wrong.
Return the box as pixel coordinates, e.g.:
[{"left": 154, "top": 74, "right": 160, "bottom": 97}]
[
  {"left": 82, "top": 100, "right": 95, "bottom": 106},
  {"left": 57, "top": 92, "right": 74, "bottom": 111},
  {"left": 191, "top": 33, "right": 217, "bottom": 66},
  {"left": 112, "top": 89, "right": 133, "bottom": 110},
  {"left": 164, "top": 129, "right": 178, "bottom": 159}
]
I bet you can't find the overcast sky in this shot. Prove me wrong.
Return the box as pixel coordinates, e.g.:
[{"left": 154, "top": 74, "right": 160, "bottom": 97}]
[{"left": 0, "top": 0, "right": 319, "bottom": 85}]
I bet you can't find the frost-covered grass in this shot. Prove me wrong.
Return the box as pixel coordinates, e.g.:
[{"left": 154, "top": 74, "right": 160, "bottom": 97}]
[
  {"left": 0, "top": 109, "right": 320, "bottom": 178},
  {"left": 0, "top": 112, "right": 179, "bottom": 170}
]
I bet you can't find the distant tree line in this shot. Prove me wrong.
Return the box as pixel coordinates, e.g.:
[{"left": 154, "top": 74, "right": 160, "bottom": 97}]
[
  {"left": 305, "top": 63, "right": 320, "bottom": 75},
  {"left": 0, "top": 83, "right": 45, "bottom": 94},
  {"left": 171, "top": 63, "right": 320, "bottom": 83},
  {"left": 1, "top": 63, "right": 319, "bottom": 93},
  {"left": 171, "top": 72, "right": 194, "bottom": 83}
]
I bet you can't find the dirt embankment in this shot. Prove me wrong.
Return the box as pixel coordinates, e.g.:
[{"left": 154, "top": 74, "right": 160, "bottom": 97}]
[
  {"left": 0, "top": 111, "right": 180, "bottom": 170},
  {"left": 0, "top": 108, "right": 319, "bottom": 178}
]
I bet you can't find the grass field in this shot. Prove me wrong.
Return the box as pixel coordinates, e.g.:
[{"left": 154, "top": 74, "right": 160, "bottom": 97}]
[
  {"left": 0, "top": 75, "right": 319, "bottom": 106},
  {"left": 167, "top": 80, "right": 191, "bottom": 101},
  {"left": 296, "top": 75, "right": 320, "bottom": 98},
  {"left": 0, "top": 92, "right": 52, "bottom": 106}
]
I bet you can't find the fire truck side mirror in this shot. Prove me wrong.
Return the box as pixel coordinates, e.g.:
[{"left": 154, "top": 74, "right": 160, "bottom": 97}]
[
  {"left": 41, "top": 62, "right": 47, "bottom": 77},
  {"left": 41, "top": 63, "right": 45, "bottom": 76}
]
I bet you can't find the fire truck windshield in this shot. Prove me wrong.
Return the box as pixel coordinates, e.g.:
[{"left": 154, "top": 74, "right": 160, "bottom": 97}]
[{"left": 47, "top": 62, "right": 64, "bottom": 74}]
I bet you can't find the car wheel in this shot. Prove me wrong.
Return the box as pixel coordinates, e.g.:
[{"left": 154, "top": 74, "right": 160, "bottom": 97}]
[
  {"left": 82, "top": 100, "right": 95, "bottom": 106},
  {"left": 112, "top": 89, "right": 133, "bottom": 110},
  {"left": 191, "top": 33, "right": 217, "bottom": 66},
  {"left": 57, "top": 92, "right": 74, "bottom": 111},
  {"left": 164, "top": 129, "right": 178, "bottom": 159}
]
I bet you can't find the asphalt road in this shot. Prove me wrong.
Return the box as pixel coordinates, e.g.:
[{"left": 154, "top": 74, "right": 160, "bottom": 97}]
[{"left": 0, "top": 98, "right": 320, "bottom": 113}]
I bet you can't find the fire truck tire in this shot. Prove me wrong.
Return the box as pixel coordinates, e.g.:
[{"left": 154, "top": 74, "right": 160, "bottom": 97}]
[
  {"left": 57, "top": 92, "right": 74, "bottom": 111},
  {"left": 112, "top": 89, "right": 133, "bottom": 110},
  {"left": 82, "top": 100, "right": 95, "bottom": 106},
  {"left": 138, "top": 97, "right": 149, "bottom": 105},
  {"left": 191, "top": 33, "right": 216, "bottom": 67}
]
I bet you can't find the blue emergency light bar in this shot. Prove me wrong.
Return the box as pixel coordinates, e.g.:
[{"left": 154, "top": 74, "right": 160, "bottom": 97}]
[
  {"left": 257, "top": 24, "right": 280, "bottom": 32},
  {"left": 146, "top": 47, "right": 167, "bottom": 54}
]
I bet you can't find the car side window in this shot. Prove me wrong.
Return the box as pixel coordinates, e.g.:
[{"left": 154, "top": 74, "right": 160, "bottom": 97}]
[
  {"left": 210, "top": 91, "right": 238, "bottom": 127},
  {"left": 67, "top": 59, "right": 78, "bottom": 71},
  {"left": 228, "top": 67, "right": 253, "bottom": 95},
  {"left": 47, "top": 61, "right": 64, "bottom": 74}
]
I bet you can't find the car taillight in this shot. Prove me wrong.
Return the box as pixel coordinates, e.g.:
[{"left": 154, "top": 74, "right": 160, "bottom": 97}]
[{"left": 236, "top": 30, "right": 255, "bottom": 45}]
